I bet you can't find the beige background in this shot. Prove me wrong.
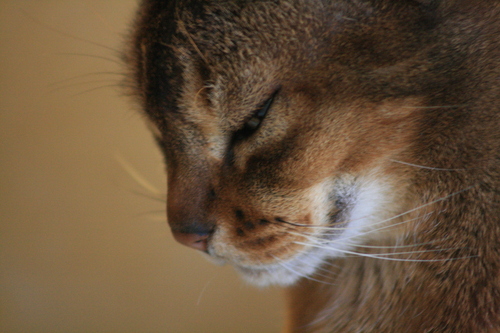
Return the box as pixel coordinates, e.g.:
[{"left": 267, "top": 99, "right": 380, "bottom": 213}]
[{"left": 0, "top": 1, "right": 283, "bottom": 332}]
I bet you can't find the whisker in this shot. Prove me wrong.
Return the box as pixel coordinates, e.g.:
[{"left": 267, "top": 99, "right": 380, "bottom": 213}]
[
  {"left": 78, "top": 2, "right": 116, "bottom": 33},
  {"left": 271, "top": 255, "right": 333, "bottom": 285},
  {"left": 275, "top": 188, "right": 475, "bottom": 267},
  {"left": 56, "top": 52, "right": 123, "bottom": 66},
  {"left": 135, "top": 209, "right": 166, "bottom": 216},
  {"left": 71, "top": 84, "right": 122, "bottom": 96},
  {"left": 139, "top": 215, "right": 168, "bottom": 222},
  {"left": 22, "top": 10, "right": 121, "bottom": 54},
  {"left": 48, "top": 72, "right": 126, "bottom": 87},
  {"left": 271, "top": 217, "right": 349, "bottom": 229},
  {"left": 115, "top": 153, "right": 162, "bottom": 195},
  {"left": 271, "top": 186, "right": 472, "bottom": 232},
  {"left": 334, "top": 240, "right": 442, "bottom": 250},
  {"left": 47, "top": 79, "right": 120, "bottom": 94},
  {"left": 196, "top": 273, "right": 219, "bottom": 306},
  {"left": 329, "top": 186, "right": 474, "bottom": 234},
  {"left": 292, "top": 256, "right": 339, "bottom": 284},
  {"left": 296, "top": 238, "right": 462, "bottom": 257},
  {"left": 176, "top": 13, "right": 209, "bottom": 65},
  {"left": 335, "top": 213, "right": 433, "bottom": 242},
  {"left": 390, "top": 159, "right": 465, "bottom": 171},
  {"left": 288, "top": 229, "right": 445, "bottom": 251},
  {"left": 129, "top": 189, "right": 166, "bottom": 203},
  {"left": 270, "top": 218, "right": 319, "bottom": 228},
  {"left": 133, "top": 210, "right": 167, "bottom": 222},
  {"left": 293, "top": 241, "right": 475, "bottom": 262},
  {"left": 194, "top": 86, "right": 211, "bottom": 105}
]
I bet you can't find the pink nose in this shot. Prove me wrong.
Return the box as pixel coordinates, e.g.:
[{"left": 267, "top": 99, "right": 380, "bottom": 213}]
[{"left": 172, "top": 231, "right": 209, "bottom": 252}]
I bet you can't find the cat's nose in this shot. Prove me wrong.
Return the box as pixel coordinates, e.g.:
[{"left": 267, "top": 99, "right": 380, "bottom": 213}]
[
  {"left": 172, "top": 231, "right": 209, "bottom": 252},
  {"left": 166, "top": 175, "right": 214, "bottom": 252}
]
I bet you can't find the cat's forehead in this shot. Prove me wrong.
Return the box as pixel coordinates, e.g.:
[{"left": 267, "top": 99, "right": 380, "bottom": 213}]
[
  {"left": 133, "top": 0, "right": 348, "bottom": 69},
  {"left": 128, "top": 0, "right": 430, "bottom": 127},
  {"left": 130, "top": 3, "right": 300, "bottom": 126}
]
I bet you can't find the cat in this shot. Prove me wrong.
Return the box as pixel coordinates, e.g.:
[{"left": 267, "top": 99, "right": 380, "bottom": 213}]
[{"left": 124, "top": 0, "right": 500, "bottom": 332}]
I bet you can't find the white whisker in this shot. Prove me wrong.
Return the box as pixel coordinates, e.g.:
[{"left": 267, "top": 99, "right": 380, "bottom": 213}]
[
  {"left": 273, "top": 187, "right": 471, "bottom": 234},
  {"left": 115, "top": 153, "right": 162, "bottom": 195},
  {"left": 290, "top": 230, "right": 447, "bottom": 258},
  {"left": 289, "top": 255, "right": 340, "bottom": 284},
  {"left": 338, "top": 186, "right": 473, "bottom": 232},
  {"left": 293, "top": 241, "right": 474, "bottom": 262},
  {"left": 196, "top": 273, "right": 219, "bottom": 306},
  {"left": 129, "top": 190, "right": 165, "bottom": 203},
  {"left": 335, "top": 213, "right": 433, "bottom": 244},
  {"left": 271, "top": 255, "right": 332, "bottom": 285},
  {"left": 289, "top": 229, "right": 444, "bottom": 250},
  {"left": 390, "top": 159, "right": 465, "bottom": 171}
]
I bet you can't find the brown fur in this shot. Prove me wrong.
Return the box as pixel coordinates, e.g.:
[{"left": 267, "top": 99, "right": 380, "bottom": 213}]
[{"left": 125, "top": 0, "right": 500, "bottom": 332}]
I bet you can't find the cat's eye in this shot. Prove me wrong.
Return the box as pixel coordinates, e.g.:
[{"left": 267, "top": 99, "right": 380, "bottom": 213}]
[
  {"left": 244, "top": 93, "right": 276, "bottom": 131},
  {"left": 235, "top": 90, "right": 279, "bottom": 140}
]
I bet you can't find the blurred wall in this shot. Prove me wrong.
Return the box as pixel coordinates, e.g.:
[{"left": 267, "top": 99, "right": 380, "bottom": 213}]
[{"left": 0, "top": 1, "right": 283, "bottom": 332}]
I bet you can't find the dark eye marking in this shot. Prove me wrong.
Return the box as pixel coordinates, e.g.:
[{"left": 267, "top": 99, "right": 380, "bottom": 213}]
[
  {"left": 225, "top": 88, "right": 280, "bottom": 165},
  {"left": 233, "top": 89, "right": 279, "bottom": 141}
]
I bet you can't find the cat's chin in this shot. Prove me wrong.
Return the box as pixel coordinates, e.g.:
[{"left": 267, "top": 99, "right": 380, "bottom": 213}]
[
  {"left": 235, "top": 265, "right": 303, "bottom": 287},
  {"left": 233, "top": 248, "right": 334, "bottom": 287},
  {"left": 200, "top": 251, "right": 301, "bottom": 286}
]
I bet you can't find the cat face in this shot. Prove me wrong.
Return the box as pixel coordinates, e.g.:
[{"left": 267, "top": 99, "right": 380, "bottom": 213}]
[{"left": 127, "top": 0, "right": 429, "bottom": 286}]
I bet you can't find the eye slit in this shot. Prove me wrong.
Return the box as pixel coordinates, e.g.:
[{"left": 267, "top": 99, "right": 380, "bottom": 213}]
[
  {"left": 245, "top": 116, "right": 261, "bottom": 130},
  {"left": 239, "top": 89, "right": 279, "bottom": 137}
]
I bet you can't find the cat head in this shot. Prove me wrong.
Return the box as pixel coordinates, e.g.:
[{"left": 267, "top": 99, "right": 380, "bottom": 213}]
[{"left": 126, "top": 0, "right": 439, "bottom": 286}]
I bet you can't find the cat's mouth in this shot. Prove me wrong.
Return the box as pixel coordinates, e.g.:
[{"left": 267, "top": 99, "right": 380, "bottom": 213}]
[
  {"left": 233, "top": 243, "right": 335, "bottom": 286},
  {"left": 200, "top": 175, "right": 395, "bottom": 286},
  {"left": 204, "top": 239, "right": 334, "bottom": 287}
]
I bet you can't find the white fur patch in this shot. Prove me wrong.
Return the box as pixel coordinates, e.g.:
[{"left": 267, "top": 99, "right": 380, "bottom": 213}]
[
  {"left": 332, "top": 176, "right": 394, "bottom": 251},
  {"left": 207, "top": 174, "right": 396, "bottom": 287},
  {"left": 236, "top": 175, "right": 396, "bottom": 287}
]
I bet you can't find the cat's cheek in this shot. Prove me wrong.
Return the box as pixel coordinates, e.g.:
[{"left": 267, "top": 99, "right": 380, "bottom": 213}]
[{"left": 208, "top": 172, "right": 404, "bottom": 286}]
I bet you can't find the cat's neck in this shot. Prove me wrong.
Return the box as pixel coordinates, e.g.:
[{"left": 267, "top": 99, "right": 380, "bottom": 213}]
[{"left": 285, "top": 187, "right": 500, "bottom": 332}]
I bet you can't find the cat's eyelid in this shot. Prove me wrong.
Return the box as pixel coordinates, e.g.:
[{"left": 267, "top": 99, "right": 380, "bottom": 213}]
[
  {"left": 230, "top": 88, "right": 280, "bottom": 143},
  {"left": 245, "top": 88, "right": 280, "bottom": 129},
  {"left": 256, "top": 91, "right": 277, "bottom": 118}
]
